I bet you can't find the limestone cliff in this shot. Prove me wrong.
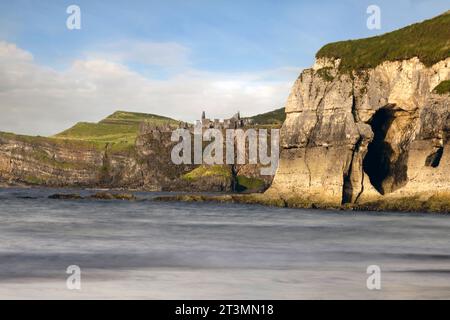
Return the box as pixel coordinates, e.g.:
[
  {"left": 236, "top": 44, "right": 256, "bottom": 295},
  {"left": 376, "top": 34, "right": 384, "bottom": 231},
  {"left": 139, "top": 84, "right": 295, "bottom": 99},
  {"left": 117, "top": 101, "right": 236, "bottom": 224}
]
[
  {"left": 267, "top": 55, "right": 449, "bottom": 206},
  {"left": 0, "top": 123, "right": 272, "bottom": 192},
  {"left": 0, "top": 128, "right": 201, "bottom": 191},
  {"left": 0, "top": 133, "right": 103, "bottom": 187}
]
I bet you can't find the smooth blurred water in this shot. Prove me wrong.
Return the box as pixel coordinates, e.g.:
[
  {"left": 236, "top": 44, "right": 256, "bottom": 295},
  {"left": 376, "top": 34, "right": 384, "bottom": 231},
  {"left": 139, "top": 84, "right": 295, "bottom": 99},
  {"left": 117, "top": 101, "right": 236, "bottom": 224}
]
[{"left": 0, "top": 187, "right": 449, "bottom": 299}]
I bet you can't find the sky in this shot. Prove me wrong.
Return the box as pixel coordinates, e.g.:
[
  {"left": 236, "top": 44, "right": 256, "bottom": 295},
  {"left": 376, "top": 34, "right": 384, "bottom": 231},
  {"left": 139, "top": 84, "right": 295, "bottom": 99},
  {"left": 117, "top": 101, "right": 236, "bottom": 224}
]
[{"left": 0, "top": 0, "right": 449, "bottom": 135}]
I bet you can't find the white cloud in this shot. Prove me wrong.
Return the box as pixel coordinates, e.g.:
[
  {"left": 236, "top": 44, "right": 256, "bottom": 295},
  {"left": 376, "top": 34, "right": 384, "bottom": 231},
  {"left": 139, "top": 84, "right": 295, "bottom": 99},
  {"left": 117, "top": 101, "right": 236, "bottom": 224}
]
[
  {"left": 0, "top": 41, "right": 300, "bottom": 136},
  {"left": 85, "top": 40, "right": 191, "bottom": 69}
]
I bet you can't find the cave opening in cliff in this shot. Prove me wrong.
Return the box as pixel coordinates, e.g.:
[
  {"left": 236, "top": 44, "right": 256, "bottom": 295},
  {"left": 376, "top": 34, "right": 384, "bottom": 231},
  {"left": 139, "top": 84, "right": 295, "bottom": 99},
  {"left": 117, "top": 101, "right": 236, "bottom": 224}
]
[
  {"left": 362, "top": 107, "right": 412, "bottom": 195},
  {"left": 425, "top": 147, "right": 443, "bottom": 168}
]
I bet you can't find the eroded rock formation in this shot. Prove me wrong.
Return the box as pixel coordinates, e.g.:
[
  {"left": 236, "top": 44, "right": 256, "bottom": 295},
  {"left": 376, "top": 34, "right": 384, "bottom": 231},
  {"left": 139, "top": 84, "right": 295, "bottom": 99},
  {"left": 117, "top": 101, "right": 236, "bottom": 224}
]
[
  {"left": 0, "top": 129, "right": 195, "bottom": 190},
  {"left": 0, "top": 127, "right": 272, "bottom": 192},
  {"left": 267, "top": 57, "right": 450, "bottom": 205}
]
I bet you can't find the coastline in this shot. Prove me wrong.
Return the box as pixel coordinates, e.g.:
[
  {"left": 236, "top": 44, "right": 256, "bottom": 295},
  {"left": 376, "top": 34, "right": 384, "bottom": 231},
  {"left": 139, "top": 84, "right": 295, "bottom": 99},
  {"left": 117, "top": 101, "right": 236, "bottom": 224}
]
[
  {"left": 1, "top": 183, "right": 449, "bottom": 213},
  {"left": 154, "top": 192, "right": 450, "bottom": 214},
  {"left": 1, "top": 183, "right": 448, "bottom": 213}
]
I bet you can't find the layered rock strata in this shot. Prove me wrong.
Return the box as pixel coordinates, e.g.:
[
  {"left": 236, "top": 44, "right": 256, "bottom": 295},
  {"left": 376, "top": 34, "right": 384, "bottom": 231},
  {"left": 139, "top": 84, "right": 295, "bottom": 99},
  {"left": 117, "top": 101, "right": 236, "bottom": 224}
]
[{"left": 267, "top": 57, "right": 449, "bottom": 206}]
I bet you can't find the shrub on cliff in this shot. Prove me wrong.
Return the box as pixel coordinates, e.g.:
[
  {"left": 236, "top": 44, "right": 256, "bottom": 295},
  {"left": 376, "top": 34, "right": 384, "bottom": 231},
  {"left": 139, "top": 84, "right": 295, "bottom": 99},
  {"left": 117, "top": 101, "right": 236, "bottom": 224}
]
[{"left": 433, "top": 80, "right": 450, "bottom": 95}]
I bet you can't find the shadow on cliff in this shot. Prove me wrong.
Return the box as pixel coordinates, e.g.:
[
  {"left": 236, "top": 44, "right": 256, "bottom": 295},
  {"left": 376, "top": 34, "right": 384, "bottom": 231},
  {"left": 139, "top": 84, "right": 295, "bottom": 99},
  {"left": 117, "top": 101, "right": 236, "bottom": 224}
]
[{"left": 363, "top": 107, "right": 410, "bottom": 195}]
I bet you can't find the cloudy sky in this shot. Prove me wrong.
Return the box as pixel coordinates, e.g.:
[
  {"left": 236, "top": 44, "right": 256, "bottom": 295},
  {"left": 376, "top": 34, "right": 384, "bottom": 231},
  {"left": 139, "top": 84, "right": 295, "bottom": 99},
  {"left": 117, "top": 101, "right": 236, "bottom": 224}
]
[{"left": 0, "top": 0, "right": 448, "bottom": 135}]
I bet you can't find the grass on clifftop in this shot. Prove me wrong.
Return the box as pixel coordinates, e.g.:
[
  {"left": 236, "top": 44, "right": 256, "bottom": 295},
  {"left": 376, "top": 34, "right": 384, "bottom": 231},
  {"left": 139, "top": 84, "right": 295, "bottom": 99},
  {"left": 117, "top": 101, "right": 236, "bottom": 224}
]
[
  {"left": 0, "top": 131, "right": 104, "bottom": 151},
  {"left": 54, "top": 111, "right": 180, "bottom": 146},
  {"left": 316, "top": 11, "right": 450, "bottom": 73},
  {"left": 433, "top": 80, "right": 450, "bottom": 94}
]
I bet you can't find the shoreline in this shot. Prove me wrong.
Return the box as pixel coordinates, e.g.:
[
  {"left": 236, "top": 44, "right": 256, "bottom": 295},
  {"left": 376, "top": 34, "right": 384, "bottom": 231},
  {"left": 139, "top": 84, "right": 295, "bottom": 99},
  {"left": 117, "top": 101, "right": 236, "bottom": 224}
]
[
  {"left": 153, "top": 192, "right": 450, "bottom": 214},
  {"left": 1, "top": 185, "right": 449, "bottom": 213}
]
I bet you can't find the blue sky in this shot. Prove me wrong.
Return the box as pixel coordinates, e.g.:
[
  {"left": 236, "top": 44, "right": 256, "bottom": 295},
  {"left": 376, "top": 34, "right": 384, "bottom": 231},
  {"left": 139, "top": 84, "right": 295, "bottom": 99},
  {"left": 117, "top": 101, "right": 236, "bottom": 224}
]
[{"left": 0, "top": 0, "right": 449, "bottom": 135}]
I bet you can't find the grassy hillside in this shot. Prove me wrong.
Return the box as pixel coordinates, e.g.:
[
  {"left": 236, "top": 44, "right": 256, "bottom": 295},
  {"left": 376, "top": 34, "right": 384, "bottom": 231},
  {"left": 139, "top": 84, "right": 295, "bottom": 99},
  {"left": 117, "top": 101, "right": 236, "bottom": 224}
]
[
  {"left": 4, "top": 108, "right": 285, "bottom": 157},
  {"left": 244, "top": 107, "right": 285, "bottom": 127},
  {"left": 54, "top": 111, "right": 180, "bottom": 146},
  {"left": 316, "top": 11, "right": 450, "bottom": 73}
]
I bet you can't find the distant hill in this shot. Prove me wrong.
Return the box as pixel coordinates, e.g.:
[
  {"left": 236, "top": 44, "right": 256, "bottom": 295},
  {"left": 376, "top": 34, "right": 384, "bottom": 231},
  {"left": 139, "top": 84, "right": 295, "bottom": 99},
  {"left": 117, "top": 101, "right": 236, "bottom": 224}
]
[
  {"left": 54, "top": 111, "right": 180, "bottom": 146},
  {"left": 244, "top": 107, "right": 285, "bottom": 127},
  {"left": 52, "top": 107, "right": 287, "bottom": 148}
]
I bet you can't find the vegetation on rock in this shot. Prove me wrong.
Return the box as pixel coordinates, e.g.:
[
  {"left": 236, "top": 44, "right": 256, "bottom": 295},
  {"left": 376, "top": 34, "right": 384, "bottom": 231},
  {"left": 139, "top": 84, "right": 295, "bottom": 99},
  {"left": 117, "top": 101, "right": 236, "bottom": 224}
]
[
  {"left": 316, "top": 11, "right": 450, "bottom": 73},
  {"left": 182, "top": 165, "right": 232, "bottom": 181},
  {"left": 154, "top": 192, "right": 450, "bottom": 213},
  {"left": 316, "top": 67, "right": 334, "bottom": 82},
  {"left": 235, "top": 175, "right": 266, "bottom": 192},
  {"left": 89, "top": 192, "right": 137, "bottom": 200},
  {"left": 48, "top": 192, "right": 137, "bottom": 200},
  {"left": 354, "top": 193, "right": 450, "bottom": 213},
  {"left": 433, "top": 80, "right": 450, "bottom": 95}
]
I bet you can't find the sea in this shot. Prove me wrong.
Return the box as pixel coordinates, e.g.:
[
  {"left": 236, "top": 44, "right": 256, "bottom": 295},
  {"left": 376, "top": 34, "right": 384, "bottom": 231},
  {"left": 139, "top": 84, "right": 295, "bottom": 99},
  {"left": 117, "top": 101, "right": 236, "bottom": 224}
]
[{"left": 0, "top": 187, "right": 449, "bottom": 299}]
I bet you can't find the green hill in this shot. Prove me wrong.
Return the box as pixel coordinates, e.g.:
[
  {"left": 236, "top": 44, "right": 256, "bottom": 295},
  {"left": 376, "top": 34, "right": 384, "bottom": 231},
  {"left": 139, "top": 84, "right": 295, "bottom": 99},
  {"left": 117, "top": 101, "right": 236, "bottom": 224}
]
[
  {"left": 316, "top": 10, "right": 450, "bottom": 73},
  {"left": 54, "top": 111, "right": 180, "bottom": 146},
  {"left": 51, "top": 107, "right": 287, "bottom": 148},
  {"left": 244, "top": 107, "right": 285, "bottom": 127}
]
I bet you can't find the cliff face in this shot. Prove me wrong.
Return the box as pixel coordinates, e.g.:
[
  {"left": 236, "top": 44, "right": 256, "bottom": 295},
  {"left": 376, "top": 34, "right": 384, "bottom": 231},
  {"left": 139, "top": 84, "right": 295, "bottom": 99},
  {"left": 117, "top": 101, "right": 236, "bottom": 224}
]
[
  {"left": 0, "top": 127, "right": 272, "bottom": 192},
  {"left": 0, "top": 129, "right": 198, "bottom": 191},
  {"left": 0, "top": 134, "right": 103, "bottom": 187},
  {"left": 267, "top": 57, "right": 449, "bottom": 205}
]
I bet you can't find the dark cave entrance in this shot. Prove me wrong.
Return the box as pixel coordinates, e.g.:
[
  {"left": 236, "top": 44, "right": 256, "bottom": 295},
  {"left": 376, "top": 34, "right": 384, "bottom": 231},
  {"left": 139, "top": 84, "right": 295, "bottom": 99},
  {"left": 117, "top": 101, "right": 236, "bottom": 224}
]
[
  {"left": 425, "top": 147, "right": 443, "bottom": 168},
  {"left": 362, "top": 107, "right": 410, "bottom": 195}
]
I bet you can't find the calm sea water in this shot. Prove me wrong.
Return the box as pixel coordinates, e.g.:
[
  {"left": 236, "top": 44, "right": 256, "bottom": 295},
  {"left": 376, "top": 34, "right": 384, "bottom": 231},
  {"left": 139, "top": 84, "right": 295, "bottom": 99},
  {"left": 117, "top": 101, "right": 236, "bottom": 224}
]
[{"left": 0, "top": 187, "right": 449, "bottom": 299}]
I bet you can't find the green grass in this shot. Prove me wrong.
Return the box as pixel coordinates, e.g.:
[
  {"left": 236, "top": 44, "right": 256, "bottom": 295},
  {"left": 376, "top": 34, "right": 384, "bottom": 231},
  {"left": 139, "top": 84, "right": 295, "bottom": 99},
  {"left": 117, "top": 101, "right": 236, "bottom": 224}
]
[
  {"left": 316, "top": 11, "right": 450, "bottom": 73},
  {"left": 433, "top": 80, "right": 450, "bottom": 94},
  {"left": 54, "top": 111, "right": 180, "bottom": 146},
  {"left": 236, "top": 176, "right": 265, "bottom": 191},
  {"left": 182, "top": 165, "right": 232, "bottom": 181},
  {"left": 316, "top": 67, "right": 335, "bottom": 82},
  {"left": 29, "top": 149, "right": 93, "bottom": 170},
  {"left": 2, "top": 110, "right": 180, "bottom": 164},
  {"left": 55, "top": 122, "right": 138, "bottom": 144},
  {"left": 0, "top": 131, "right": 104, "bottom": 151},
  {"left": 244, "top": 107, "right": 285, "bottom": 126},
  {"left": 23, "top": 175, "right": 47, "bottom": 185}
]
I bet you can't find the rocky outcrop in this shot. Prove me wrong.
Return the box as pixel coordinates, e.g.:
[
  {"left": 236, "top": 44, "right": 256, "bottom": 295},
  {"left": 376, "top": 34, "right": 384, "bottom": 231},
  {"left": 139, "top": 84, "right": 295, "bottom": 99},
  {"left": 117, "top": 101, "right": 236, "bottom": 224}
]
[
  {"left": 0, "top": 129, "right": 195, "bottom": 191},
  {"left": 267, "top": 57, "right": 450, "bottom": 206},
  {"left": 0, "top": 126, "right": 273, "bottom": 192},
  {"left": 0, "top": 133, "right": 104, "bottom": 187},
  {"left": 48, "top": 192, "right": 137, "bottom": 200}
]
